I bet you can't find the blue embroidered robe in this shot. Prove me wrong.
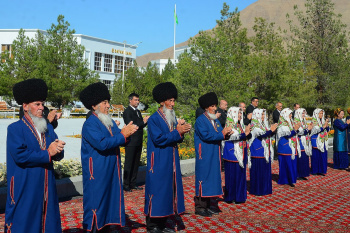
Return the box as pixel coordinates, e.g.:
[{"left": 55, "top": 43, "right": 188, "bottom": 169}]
[
  {"left": 194, "top": 113, "right": 225, "bottom": 197},
  {"left": 333, "top": 119, "right": 348, "bottom": 152},
  {"left": 278, "top": 130, "right": 298, "bottom": 155},
  {"left": 249, "top": 131, "right": 273, "bottom": 158},
  {"left": 144, "top": 109, "right": 185, "bottom": 217},
  {"left": 5, "top": 116, "right": 63, "bottom": 233},
  {"left": 81, "top": 114, "right": 126, "bottom": 230},
  {"left": 347, "top": 116, "right": 350, "bottom": 154}
]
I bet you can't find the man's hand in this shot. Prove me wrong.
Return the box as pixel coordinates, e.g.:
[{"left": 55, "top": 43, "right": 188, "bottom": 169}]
[
  {"left": 222, "top": 126, "right": 232, "bottom": 136},
  {"left": 247, "top": 113, "right": 253, "bottom": 120},
  {"left": 121, "top": 121, "right": 139, "bottom": 138},
  {"left": 143, "top": 115, "right": 150, "bottom": 124},
  {"left": 48, "top": 139, "right": 66, "bottom": 156},
  {"left": 347, "top": 119, "right": 350, "bottom": 124},
  {"left": 115, "top": 120, "right": 121, "bottom": 126},
  {"left": 308, "top": 122, "right": 313, "bottom": 131},
  {"left": 177, "top": 123, "right": 191, "bottom": 136},
  {"left": 245, "top": 124, "right": 251, "bottom": 135},
  {"left": 177, "top": 119, "right": 186, "bottom": 125},
  {"left": 294, "top": 122, "right": 301, "bottom": 131},
  {"left": 47, "top": 110, "right": 57, "bottom": 123},
  {"left": 215, "top": 112, "right": 221, "bottom": 119},
  {"left": 270, "top": 123, "right": 278, "bottom": 132}
]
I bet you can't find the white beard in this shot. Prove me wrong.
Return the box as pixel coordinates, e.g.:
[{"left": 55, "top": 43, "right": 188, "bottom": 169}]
[
  {"left": 28, "top": 111, "right": 47, "bottom": 134},
  {"left": 207, "top": 111, "right": 217, "bottom": 120},
  {"left": 96, "top": 111, "right": 114, "bottom": 128},
  {"left": 163, "top": 105, "right": 176, "bottom": 127}
]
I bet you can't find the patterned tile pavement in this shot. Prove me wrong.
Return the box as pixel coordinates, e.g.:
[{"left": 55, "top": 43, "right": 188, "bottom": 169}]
[{"left": 1, "top": 159, "right": 350, "bottom": 232}]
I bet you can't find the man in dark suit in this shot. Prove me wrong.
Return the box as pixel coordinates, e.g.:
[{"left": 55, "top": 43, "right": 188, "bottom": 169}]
[
  {"left": 292, "top": 103, "right": 300, "bottom": 119},
  {"left": 217, "top": 99, "right": 228, "bottom": 128},
  {"left": 123, "top": 93, "right": 150, "bottom": 192},
  {"left": 273, "top": 102, "right": 283, "bottom": 123},
  {"left": 244, "top": 97, "right": 259, "bottom": 125},
  {"left": 272, "top": 102, "right": 283, "bottom": 160}
]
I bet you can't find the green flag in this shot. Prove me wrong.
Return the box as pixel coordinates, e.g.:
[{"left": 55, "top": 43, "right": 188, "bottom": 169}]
[{"left": 174, "top": 9, "right": 178, "bottom": 25}]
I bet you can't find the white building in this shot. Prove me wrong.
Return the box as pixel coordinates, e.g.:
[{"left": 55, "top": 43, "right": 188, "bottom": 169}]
[{"left": 0, "top": 29, "right": 139, "bottom": 89}]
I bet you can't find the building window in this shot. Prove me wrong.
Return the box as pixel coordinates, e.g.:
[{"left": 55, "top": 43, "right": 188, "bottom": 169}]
[
  {"left": 114, "top": 55, "right": 123, "bottom": 74},
  {"left": 114, "top": 55, "right": 133, "bottom": 74},
  {"left": 102, "top": 80, "right": 112, "bottom": 90},
  {"left": 104, "top": 54, "right": 113, "bottom": 72},
  {"left": 85, "top": 50, "right": 91, "bottom": 67},
  {"left": 125, "top": 57, "right": 133, "bottom": 71},
  {"left": 94, "top": 52, "right": 102, "bottom": 71},
  {"left": 1, "top": 44, "right": 12, "bottom": 59}
]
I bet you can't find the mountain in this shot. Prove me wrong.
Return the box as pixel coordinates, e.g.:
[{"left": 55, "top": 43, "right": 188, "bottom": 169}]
[{"left": 136, "top": 0, "right": 350, "bottom": 67}]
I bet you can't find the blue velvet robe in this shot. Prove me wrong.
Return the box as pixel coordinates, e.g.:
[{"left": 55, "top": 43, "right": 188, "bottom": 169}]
[
  {"left": 81, "top": 113, "right": 126, "bottom": 230},
  {"left": 194, "top": 113, "right": 225, "bottom": 197},
  {"left": 311, "top": 127, "right": 329, "bottom": 174},
  {"left": 333, "top": 119, "right": 348, "bottom": 152},
  {"left": 277, "top": 130, "right": 298, "bottom": 185},
  {"left": 250, "top": 130, "right": 273, "bottom": 158},
  {"left": 5, "top": 116, "right": 63, "bottom": 233},
  {"left": 144, "top": 109, "right": 185, "bottom": 217},
  {"left": 347, "top": 116, "right": 350, "bottom": 154}
]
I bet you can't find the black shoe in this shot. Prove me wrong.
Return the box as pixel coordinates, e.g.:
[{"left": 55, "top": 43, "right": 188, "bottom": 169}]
[
  {"left": 207, "top": 208, "right": 220, "bottom": 215},
  {"left": 318, "top": 173, "right": 326, "bottom": 176},
  {"left": 163, "top": 227, "right": 176, "bottom": 233},
  {"left": 195, "top": 209, "right": 212, "bottom": 217},
  {"left": 147, "top": 227, "right": 163, "bottom": 233},
  {"left": 123, "top": 186, "right": 132, "bottom": 192},
  {"left": 298, "top": 177, "right": 308, "bottom": 180},
  {"left": 131, "top": 186, "right": 143, "bottom": 190},
  {"left": 290, "top": 184, "right": 295, "bottom": 187}
]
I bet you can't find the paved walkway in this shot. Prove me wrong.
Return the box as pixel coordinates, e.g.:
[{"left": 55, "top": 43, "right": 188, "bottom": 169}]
[{"left": 1, "top": 158, "right": 350, "bottom": 232}]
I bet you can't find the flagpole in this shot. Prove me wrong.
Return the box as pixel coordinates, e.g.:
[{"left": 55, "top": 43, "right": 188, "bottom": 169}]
[{"left": 174, "top": 4, "right": 176, "bottom": 63}]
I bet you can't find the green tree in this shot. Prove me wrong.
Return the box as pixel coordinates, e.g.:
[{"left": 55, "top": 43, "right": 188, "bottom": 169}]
[
  {"left": 287, "top": 0, "right": 350, "bottom": 110},
  {"left": 0, "top": 15, "right": 98, "bottom": 108},
  {"left": 161, "top": 59, "right": 176, "bottom": 82},
  {"left": 43, "top": 15, "right": 99, "bottom": 108},
  {"left": 111, "top": 61, "right": 161, "bottom": 106},
  {"left": 248, "top": 17, "right": 317, "bottom": 111},
  {"left": 176, "top": 3, "right": 252, "bottom": 108}
]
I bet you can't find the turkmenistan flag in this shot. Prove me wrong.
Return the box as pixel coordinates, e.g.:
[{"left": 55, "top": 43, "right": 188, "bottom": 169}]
[{"left": 174, "top": 8, "right": 178, "bottom": 25}]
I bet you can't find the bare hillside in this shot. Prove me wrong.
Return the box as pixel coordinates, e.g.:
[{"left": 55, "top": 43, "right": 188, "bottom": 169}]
[{"left": 136, "top": 0, "right": 350, "bottom": 67}]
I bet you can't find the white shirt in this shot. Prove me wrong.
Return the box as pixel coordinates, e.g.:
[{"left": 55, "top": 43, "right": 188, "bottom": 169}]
[{"left": 130, "top": 105, "right": 141, "bottom": 118}]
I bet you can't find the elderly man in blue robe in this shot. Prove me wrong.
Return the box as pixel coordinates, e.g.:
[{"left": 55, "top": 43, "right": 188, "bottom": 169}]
[
  {"left": 194, "top": 92, "right": 232, "bottom": 217},
  {"left": 80, "top": 82, "right": 138, "bottom": 233},
  {"left": 144, "top": 82, "right": 191, "bottom": 233},
  {"left": 5, "top": 78, "right": 65, "bottom": 233}
]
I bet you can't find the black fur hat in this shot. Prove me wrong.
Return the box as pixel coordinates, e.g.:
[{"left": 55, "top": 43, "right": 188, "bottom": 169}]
[
  {"left": 198, "top": 92, "right": 218, "bottom": 109},
  {"left": 79, "top": 82, "right": 111, "bottom": 110},
  {"left": 152, "top": 82, "right": 178, "bottom": 103},
  {"left": 13, "top": 79, "right": 48, "bottom": 105}
]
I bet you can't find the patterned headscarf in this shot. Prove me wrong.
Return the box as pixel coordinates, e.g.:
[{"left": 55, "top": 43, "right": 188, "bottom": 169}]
[
  {"left": 294, "top": 108, "right": 312, "bottom": 156},
  {"left": 249, "top": 108, "right": 274, "bottom": 163},
  {"left": 310, "top": 108, "right": 328, "bottom": 152},
  {"left": 224, "top": 107, "right": 246, "bottom": 168},
  {"left": 276, "top": 108, "right": 300, "bottom": 159}
]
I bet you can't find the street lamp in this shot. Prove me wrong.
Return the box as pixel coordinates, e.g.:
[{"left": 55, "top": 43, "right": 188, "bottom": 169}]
[{"left": 122, "top": 41, "right": 142, "bottom": 94}]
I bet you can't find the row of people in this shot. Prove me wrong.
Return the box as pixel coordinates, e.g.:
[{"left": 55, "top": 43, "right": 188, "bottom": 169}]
[{"left": 5, "top": 79, "right": 349, "bottom": 233}]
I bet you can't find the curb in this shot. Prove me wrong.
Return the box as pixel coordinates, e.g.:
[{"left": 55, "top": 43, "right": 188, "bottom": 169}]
[{"left": 0, "top": 158, "right": 195, "bottom": 210}]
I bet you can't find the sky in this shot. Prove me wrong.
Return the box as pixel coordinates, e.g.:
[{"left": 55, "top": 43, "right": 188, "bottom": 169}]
[{"left": 0, "top": 0, "right": 258, "bottom": 57}]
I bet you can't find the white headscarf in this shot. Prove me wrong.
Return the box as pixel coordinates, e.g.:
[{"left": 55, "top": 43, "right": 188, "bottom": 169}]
[
  {"left": 310, "top": 108, "right": 329, "bottom": 152},
  {"left": 249, "top": 108, "right": 274, "bottom": 164},
  {"left": 294, "top": 108, "right": 312, "bottom": 156},
  {"left": 276, "top": 108, "right": 300, "bottom": 160},
  {"left": 224, "top": 107, "right": 246, "bottom": 168}
]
